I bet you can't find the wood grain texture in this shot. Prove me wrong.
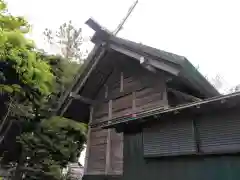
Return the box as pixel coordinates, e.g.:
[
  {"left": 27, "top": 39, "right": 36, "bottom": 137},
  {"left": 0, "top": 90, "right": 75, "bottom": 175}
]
[
  {"left": 93, "top": 60, "right": 168, "bottom": 122},
  {"left": 86, "top": 128, "right": 108, "bottom": 174},
  {"left": 84, "top": 107, "right": 94, "bottom": 174},
  {"left": 86, "top": 56, "right": 168, "bottom": 175},
  {"left": 105, "top": 129, "right": 111, "bottom": 174},
  {"left": 86, "top": 128, "right": 123, "bottom": 175},
  {"left": 109, "top": 131, "right": 123, "bottom": 175}
]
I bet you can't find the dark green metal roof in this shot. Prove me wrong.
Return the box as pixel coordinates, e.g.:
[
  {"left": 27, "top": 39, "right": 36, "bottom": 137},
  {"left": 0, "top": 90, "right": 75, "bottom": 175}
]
[
  {"left": 105, "top": 35, "right": 219, "bottom": 98},
  {"left": 88, "top": 17, "right": 219, "bottom": 98}
]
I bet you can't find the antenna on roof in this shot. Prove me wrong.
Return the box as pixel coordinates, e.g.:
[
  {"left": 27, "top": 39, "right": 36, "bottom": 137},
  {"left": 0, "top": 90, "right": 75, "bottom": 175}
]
[{"left": 113, "top": 0, "right": 138, "bottom": 35}]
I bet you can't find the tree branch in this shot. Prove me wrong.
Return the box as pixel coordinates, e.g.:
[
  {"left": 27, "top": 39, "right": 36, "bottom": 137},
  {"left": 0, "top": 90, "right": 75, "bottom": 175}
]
[
  {"left": 0, "top": 98, "right": 13, "bottom": 133},
  {"left": 0, "top": 120, "right": 13, "bottom": 144}
]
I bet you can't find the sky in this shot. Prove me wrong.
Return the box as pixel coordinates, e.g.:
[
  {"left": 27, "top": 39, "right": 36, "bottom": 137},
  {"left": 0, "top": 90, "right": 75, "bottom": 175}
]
[
  {"left": 6, "top": 0, "right": 240, "bottom": 163},
  {"left": 7, "top": 0, "right": 240, "bottom": 93}
]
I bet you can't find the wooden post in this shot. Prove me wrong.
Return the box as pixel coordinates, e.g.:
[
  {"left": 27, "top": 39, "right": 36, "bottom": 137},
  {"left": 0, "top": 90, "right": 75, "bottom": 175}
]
[
  {"left": 132, "top": 91, "right": 136, "bottom": 113},
  {"left": 105, "top": 100, "right": 112, "bottom": 174},
  {"left": 105, "top": 85, "right": 108, "bottom": 99},
  {"left": 160, "top": 73, "right": 169, "bottom": 109},
  {"left": 84, "top": 107, "right": 94, "bottom": 174},
  {"left": 120, "top": 72, "right": 124, "bottom": 92}
]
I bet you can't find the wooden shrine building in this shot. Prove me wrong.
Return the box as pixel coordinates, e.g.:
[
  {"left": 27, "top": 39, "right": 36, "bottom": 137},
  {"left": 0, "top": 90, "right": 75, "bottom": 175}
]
[{"left": 57, "top": 18, "right": 240, "bottom": 180}]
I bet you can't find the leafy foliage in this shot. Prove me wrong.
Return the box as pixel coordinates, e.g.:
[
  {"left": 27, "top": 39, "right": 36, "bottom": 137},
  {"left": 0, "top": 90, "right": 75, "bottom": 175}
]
[
  {"left": 0, "top": 1, "right": 86, "bottom": 179},
  {"left": 19, "top": 117, "right": 87, "bottom": 179},
  {"left": 39, "top": 54, "right": 80, "bottom": 109},
  {"left": 0, "top": 2, "right": 53, "bottom": 101}
]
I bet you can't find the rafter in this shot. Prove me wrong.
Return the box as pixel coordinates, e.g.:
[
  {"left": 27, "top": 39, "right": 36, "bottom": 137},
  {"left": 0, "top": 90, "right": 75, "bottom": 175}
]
[{"left": 70, "top": 93, "right": 97, "bottom": 105}]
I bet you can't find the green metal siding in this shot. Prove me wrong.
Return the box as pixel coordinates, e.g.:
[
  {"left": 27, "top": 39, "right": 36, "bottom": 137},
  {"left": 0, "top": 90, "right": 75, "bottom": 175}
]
[
  {"left": 196, "top": 112, "right": 240, "bottom": 153},
  {"left": 143, "top": 118, "right": 196, "bottom": 157},
  {"left": 123, "top": 132, "right": 240, "bottom": 180}
]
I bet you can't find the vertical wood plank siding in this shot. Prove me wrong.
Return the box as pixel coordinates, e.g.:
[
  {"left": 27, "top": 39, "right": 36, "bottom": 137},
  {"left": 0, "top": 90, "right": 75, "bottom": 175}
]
[
  {"left": 110, "top": 131, "right": 124, "bottom": 175},
  {"left": 86, "top": 128, "right": 124, "bottom": 175},
  {"left": 87, "top": 55, "right": 168, "bottom": 175},
  {"left": 93, "top": 68, "right": 167, "bottom": 122},
  {"left": 105, "top": 100, "right": 113, "bottom": 174},
  {"left": 84, "top": 107, "right": 94, "bottom": 174},
  {"left": 86, "top": 128, "right": 108, "bottom": 174}
]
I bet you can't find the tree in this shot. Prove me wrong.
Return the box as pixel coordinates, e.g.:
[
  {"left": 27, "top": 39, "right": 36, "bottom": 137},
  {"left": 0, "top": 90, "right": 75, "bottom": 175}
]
[
  {"left": 19, "top": 117, "right": 86, "bottom": 180},
  {"left": 210, "top": 74, "right": 240, "bottom": 94},
  {"left": 0, "top": 0, "right": 55, "bottom": 177},
  {"left": 15, "top": 54, "right": 84, "bottom": 180},
  {"left": 0, "top": 1, "right": 86, "bottom": 179},
  {"left": 197, "top": 64, "right": 239, "bottom": 94},
  {"left": 43, "top": 21, "right": 86, "bottom": 63},
  {"left": 210, "top": 74, "right": 224, "bottom": 90},
  {"left": 0, "top": 0, "right": 54, "bottom": 142},
  {"left": 37, "top": 53, "right": 81, "bottom": 109}
]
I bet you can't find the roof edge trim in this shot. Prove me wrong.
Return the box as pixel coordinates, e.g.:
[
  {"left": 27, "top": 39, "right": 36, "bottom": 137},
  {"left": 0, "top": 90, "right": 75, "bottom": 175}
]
[{"left": 92, "top": 91, "right": 240, "bottom": 129}]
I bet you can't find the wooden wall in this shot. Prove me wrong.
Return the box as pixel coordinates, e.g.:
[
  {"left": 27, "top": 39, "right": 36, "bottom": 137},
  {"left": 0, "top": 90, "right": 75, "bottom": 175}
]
[
  {"left": 85, "top": 55, "right": 168, "bottom": 175},
  {"left": 85, "top": 127, "right": 123, "bottom": 175},
  {"left": 93, "top": 58, "right": 168, "bottom": 122}
]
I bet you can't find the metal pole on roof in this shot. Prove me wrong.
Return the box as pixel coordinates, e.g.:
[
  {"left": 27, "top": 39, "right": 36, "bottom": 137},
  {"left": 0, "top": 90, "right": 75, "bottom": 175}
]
[{"left": 113, "top": 0, "right": 138, "bottom": 35}]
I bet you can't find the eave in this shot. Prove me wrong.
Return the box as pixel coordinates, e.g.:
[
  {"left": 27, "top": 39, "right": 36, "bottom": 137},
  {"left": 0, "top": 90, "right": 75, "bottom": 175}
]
[
  {"left": 56, "top": 18, "right": 220, "bottom": 121},
  {"left": 56, "top": 43, "right": 107, "bottom": 117},
  {"left": 92, "top": 92, "right": 240, "bottom": 130},
  {"left": 88, "top": 17, "right": 219, "bottom": 98}
]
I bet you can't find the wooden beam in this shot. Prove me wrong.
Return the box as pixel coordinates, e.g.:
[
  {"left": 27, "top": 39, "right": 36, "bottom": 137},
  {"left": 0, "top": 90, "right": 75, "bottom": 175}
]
[
  {"left": 143, "top": 64, "right": 157, "bottom": 73},
  {"left": 100, "top": 91, "right": 240, "bottom": 129},
  {"left": 108, "top": 100, "right": 113, "bottom": 119},
  {"left": 168, "top": 88, "right": 202, "bottom": 102},
  {"left": 109, "top": 44, "right": 180, "bottom": 76},
  {"left": 132, "top": 92, "right": 136, "bottom": 113},
  {"left": 58, "top": 44, "right": 105, "bottom": 116},
  {"left": 74, "top": 44, "right": 107, "bottom": 94},
  {"left": 105, "top": 100, "right": 112, "bottom": 174},
  {"left": 85, "top": 18, "right": 111, "bottom": 44},
  {"left": 86, "top": 18, "right": 104, "bottom": 33},
  {"left": 84, "top": 107, "right": 94, "bottom": 174},
  {"left": 147, "top": 59, "right": 180, "bottom": 76},
  {"left": 105, "top": 85, "right": 108, "bottom": 99},
  {"left": 161, "top": 74, "right": 169, "bottom": 109},
  {"left": 109, "top": 44, "right": 143, "bottom": 61},
  {"left": 70, "top": 93, "right": 96, "bottom": 105},
  {"left": 120, "top": 72, "right": 124, "bottom": 92},
  {"left": 105, "top": 129, "right": 111, "bottom": 175}
]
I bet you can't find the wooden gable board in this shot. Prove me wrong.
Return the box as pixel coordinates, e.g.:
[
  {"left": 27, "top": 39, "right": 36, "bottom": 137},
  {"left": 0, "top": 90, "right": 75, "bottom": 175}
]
[{"left": 56, "top": 18, "right": 219, "bottom": 120}]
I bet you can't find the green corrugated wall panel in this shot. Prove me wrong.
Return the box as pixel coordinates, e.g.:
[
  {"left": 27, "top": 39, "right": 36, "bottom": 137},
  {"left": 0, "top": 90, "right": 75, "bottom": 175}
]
[{"left": 123, "top": 132, "right": 240, "bottom": 180}]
